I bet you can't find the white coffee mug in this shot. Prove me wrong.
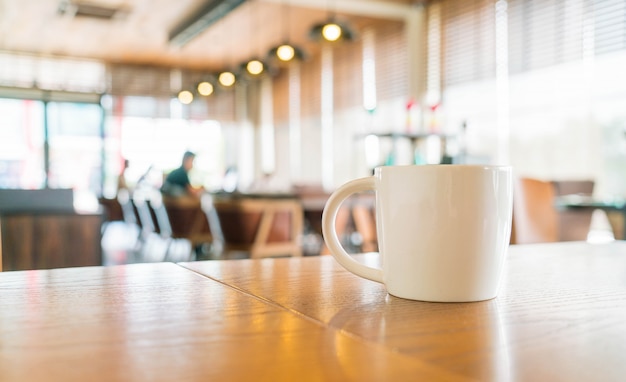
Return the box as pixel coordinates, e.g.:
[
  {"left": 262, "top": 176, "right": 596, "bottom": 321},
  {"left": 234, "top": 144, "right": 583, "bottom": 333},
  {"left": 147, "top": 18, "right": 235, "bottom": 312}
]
[{"left": 322, "top": 165, "right": 513, "bottom": 302}]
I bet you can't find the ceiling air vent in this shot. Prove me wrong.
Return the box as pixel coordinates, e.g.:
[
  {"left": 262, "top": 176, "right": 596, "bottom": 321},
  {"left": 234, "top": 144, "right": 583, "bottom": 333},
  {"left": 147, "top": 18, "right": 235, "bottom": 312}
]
[{"left": 58, "top": 0, "right": 127, "bottom": 20}]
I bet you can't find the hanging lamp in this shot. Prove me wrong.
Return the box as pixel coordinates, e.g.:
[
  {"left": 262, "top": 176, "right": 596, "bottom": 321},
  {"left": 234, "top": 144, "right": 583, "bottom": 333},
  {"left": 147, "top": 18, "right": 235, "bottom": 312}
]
[
  {"left": 268, "top": 0, "right": 305, "bottom": 63},
  {"left": 309, "top": 19, "right": 354, "bottom": 42},
  {"left": 218, "top": 71, "right": 236, "bottom": 87},
  {"left": 308, "top": 0, "right": 354, "bottom": 43},
  {"left": 197, "top": 81, "right": 214, "bottom": 96}
]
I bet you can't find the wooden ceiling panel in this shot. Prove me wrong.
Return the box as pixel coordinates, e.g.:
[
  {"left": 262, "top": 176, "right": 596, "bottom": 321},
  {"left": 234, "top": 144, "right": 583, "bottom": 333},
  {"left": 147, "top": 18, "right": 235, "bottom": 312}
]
[{"left": 0, "top": 0, "right": 414, "bottom": 71}]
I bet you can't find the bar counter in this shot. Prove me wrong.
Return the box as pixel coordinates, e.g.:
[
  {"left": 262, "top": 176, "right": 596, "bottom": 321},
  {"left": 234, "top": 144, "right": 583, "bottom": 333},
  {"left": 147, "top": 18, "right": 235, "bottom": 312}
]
[{"left": 2, "top": 241, "right": 626, "bottom": 381}]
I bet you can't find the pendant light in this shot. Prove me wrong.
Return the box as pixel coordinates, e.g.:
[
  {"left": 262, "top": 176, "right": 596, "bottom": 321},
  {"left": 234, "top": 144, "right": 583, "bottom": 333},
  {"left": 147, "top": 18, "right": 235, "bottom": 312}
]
[
  {"left": 197, "top": 81, "right": 214, "bottom": 96},
  {"left": 308, "top": 0, "right": 354, "bottom": 43},
  {"left": 218, "top": 71, "right": 236, "bottom": 87},
  {"left": 246, "top": 59, "right": 264, "bottom": 75},
  {"left": 322, "top": 22, "right": 342, "bottom": 41},
  {"left": 244, "top": 0, "right": 266, "bottom": 77},
  {"left": 218, "top": 19, "right": 237, "bottom": 88},
  {"left": 177, "top": 90, "right": 193, "bottom": 104},
  {"left": 268, "top": 0, "right": 305, "bottom": 63},
  {"left": 276, "top": 44, "right": 295, "bottom": 61},
  {"left": 309, "top": 19, "right": 354, "bottom": 42}
]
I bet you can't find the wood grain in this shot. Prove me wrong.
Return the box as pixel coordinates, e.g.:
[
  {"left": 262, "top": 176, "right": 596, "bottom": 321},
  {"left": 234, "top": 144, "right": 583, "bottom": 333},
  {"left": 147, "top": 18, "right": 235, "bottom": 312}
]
[
  {"left": 182, "top": 241, "right": 626, "bottom": 381},
  {"left": 1, "top": 212, "right": 102, "bottom": 271},
  {"left": 0, "top": 262, "right": 462, "bottom": 381}
]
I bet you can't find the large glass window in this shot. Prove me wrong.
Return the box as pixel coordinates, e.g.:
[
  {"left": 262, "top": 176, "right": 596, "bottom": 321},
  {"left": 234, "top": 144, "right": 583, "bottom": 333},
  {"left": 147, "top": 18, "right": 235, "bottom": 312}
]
[
  {"left": 102, "top": 114, "right": 225, "bottom": 198},
  {"left": 0, "top": 99, "right": 45, "bottom": 189},
  {"left": 0, "top": 97, "right": 104, "bottom": 209},
  {"left": 47, "top": 102, "right": 104, "bottom": 205},
  {"left": 439, "top": 0, "right": 626, "bottom": 197}
]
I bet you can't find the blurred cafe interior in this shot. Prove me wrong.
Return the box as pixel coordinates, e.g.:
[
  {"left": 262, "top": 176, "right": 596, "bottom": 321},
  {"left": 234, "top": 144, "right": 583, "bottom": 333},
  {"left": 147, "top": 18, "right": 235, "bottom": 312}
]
[{"left": 1, "top": 0, "right": 626, "bottom": 271}]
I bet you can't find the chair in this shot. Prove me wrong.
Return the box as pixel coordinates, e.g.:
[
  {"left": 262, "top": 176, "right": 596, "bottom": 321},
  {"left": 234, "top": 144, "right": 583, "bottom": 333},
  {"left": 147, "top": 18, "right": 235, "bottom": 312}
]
[
  {"left": 200, "top": 194, "right": 225, "bottom": 257},
  {"left": 117, "top": 188, "right": 139, "bottom": 227},
  {"left": 161, "top": 195, "right": 216, "bottom": 255},
  {"left": 511, "top": 177, "right": 559, "bottom": 244},
  {"left": 551, "top": 180, "right": 595, "bottom": 241},
  {"left": 351, "top": 193, "right": 378, "bottom": 253},
  {"left": 148, "top": 192, "right": 194, "bottom": 261},
  {"left": 132, "top": 191, "right": 164, "bottom": 261},
  {"left": 133, "top": 190, "right": 192, "bottom": 262},
  {"left": 102, "top": 189, "right": 143, "bottom": 255}
]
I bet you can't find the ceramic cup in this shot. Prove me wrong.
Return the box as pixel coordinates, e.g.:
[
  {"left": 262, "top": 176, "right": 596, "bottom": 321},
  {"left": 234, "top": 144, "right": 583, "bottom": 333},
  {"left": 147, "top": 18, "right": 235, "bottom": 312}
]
[{"left": 322, "top": 165, "right": 513, "bottom": 302}]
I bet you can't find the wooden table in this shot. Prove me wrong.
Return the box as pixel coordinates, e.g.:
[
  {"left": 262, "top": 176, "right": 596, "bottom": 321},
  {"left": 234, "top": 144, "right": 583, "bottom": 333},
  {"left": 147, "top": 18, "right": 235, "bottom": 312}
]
[
  {"left": 2, "top": 242, "right": 626, "bottom": 381},
  {"left": 555, "top": 194, "right": 626, "bottom": 239},
  {"left": 211, "top": 193, "right": 304, "bottom": 258}
]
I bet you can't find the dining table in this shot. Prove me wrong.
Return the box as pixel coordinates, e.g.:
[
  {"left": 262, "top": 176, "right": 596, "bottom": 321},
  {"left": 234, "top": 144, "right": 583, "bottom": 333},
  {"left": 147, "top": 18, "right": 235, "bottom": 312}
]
[
  {"left": 2, "top": 241, "right": 626, "bottom": 381},
  {"left": 555, "top": 194, "right": 626, "bottom": 239}
]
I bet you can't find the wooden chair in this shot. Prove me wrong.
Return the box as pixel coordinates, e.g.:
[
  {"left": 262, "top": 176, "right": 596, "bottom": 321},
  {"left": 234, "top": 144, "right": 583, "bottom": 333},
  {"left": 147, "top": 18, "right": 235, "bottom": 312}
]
[
  {"left": 161, "top": 195, "right": 214, "bottom": 250},
  {"left": 552, "top": 180, "right": 595, "bottom": 241},
  {"left": 351, "top": 193, "right": 378, "bottom": 253},
  {"left": 511, "top": 177, "right": 559, "bottom": 244}
]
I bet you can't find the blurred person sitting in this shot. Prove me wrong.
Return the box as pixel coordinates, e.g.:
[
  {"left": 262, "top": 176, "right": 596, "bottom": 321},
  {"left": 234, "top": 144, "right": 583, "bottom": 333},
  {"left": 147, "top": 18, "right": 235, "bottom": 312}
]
[
  {"left": 117, "top": 158, "right": 131, "bottom": 196},
  {"left": 161, "top": 151, "right": 204, "bottom": 198}
]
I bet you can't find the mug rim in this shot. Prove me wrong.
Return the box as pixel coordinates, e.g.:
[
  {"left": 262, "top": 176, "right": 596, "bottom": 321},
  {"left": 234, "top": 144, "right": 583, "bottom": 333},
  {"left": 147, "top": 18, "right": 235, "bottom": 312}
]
[{"left": 374, "top": 164, "right": 511, "bottom": 172}]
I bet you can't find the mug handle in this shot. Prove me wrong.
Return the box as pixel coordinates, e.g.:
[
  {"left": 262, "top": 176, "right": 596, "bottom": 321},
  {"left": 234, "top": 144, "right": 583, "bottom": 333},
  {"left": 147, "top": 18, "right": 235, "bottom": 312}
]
[{"left": 322, "top": 177, "right": 383, "bottom": 283}]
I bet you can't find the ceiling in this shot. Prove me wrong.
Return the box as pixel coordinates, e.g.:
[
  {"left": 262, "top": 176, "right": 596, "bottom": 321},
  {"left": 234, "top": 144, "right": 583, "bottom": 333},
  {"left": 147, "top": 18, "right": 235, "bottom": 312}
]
[{"left": 0, "top": 0, "right": 417, "bottom": 73}]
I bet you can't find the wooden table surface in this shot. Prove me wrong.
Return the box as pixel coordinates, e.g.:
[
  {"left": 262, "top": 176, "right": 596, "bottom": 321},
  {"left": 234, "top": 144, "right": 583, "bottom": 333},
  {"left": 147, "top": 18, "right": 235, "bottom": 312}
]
[{"left": 2, "top": 241, "right": 626, "bottom": 381}]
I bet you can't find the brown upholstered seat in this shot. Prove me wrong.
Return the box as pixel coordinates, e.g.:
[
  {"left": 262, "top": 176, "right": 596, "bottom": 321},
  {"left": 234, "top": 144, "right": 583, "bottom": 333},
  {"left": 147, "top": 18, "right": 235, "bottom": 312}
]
[
  {"left": 511, "top": 177, "right": 559, "bottom": 244},
  {"left": 552, "top": 180, "right": 595, "bottom": 241}
]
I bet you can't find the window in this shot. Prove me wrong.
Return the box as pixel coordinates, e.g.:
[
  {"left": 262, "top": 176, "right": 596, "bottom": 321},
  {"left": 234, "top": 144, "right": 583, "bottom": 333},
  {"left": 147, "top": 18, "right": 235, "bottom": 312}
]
[
  {"left": 437, "top": 0, "right": 626, "bottom": 195},
  {"left": 101, "top": 116, "right": 225, "bottom": 198},
  {"left": 0, "top": 99, "right": 45, "bottom": 189}
]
